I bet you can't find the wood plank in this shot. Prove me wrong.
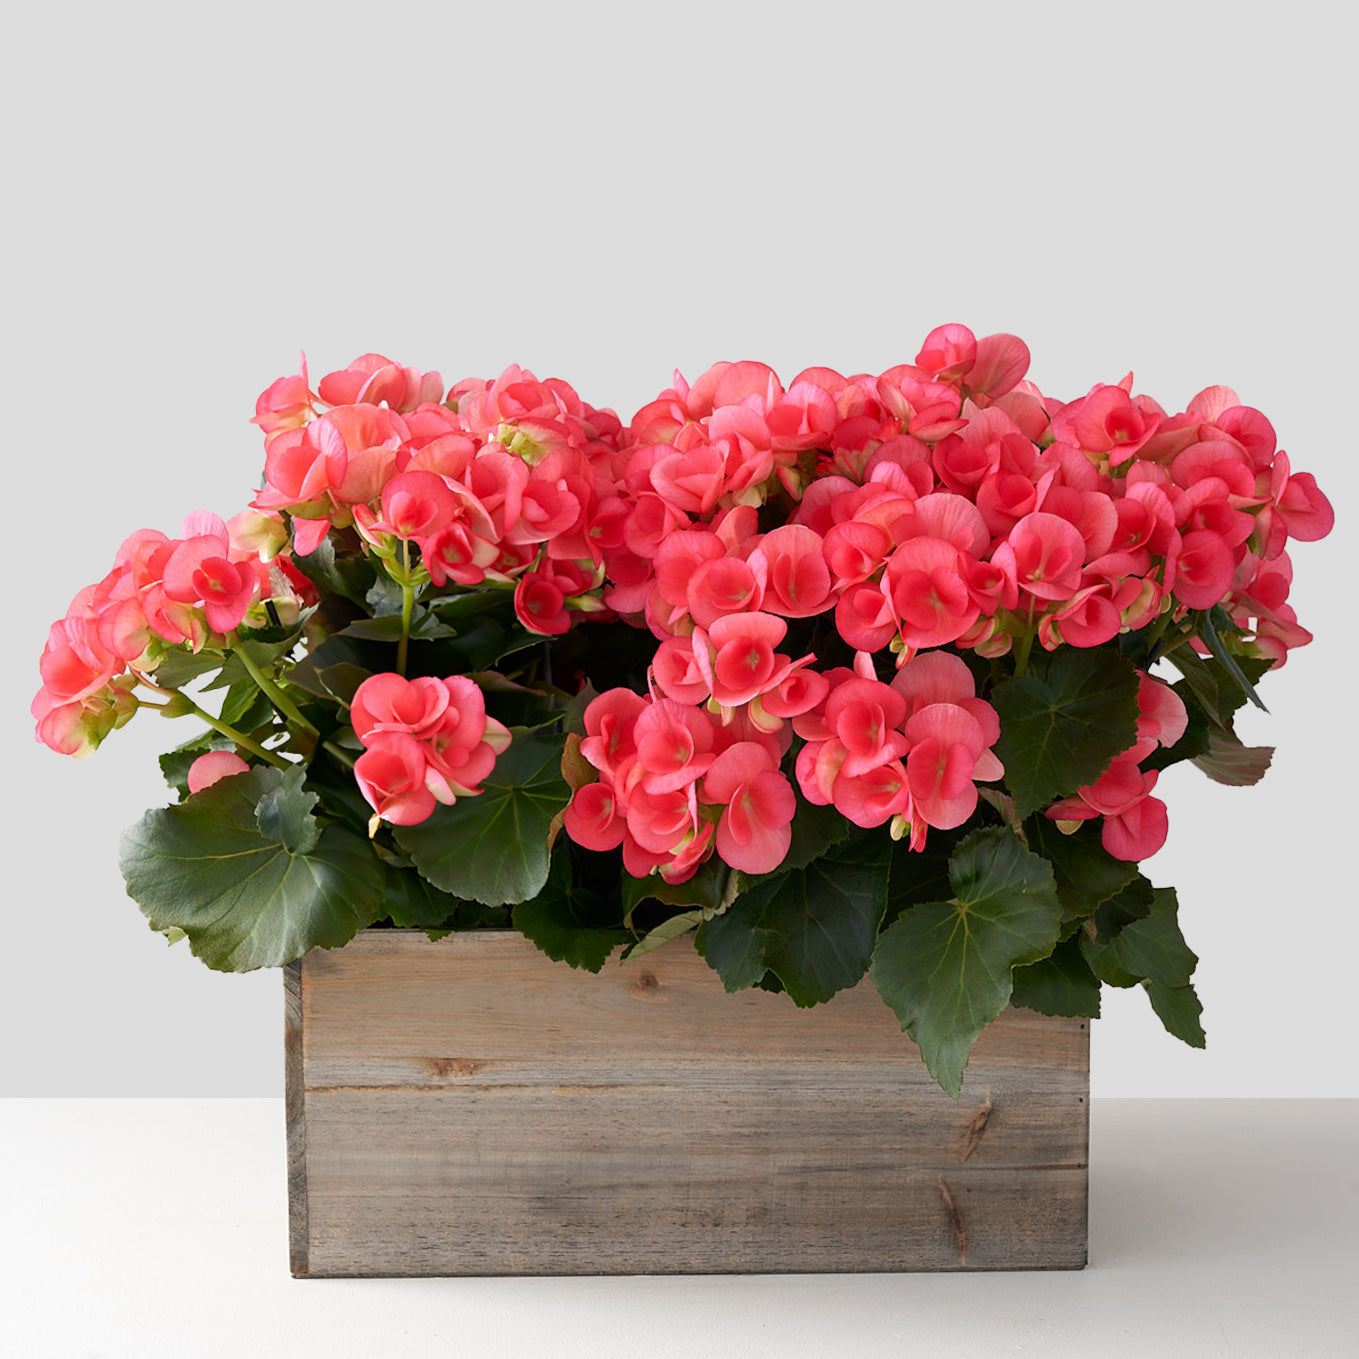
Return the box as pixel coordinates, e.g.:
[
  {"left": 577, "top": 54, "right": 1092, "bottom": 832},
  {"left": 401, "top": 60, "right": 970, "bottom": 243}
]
[
  {"left": 283, "top": 959, "right": 308, "bottom": 1277},
  {"left": 290, "top": 929, "right": 1088, "bottom": 1276}
]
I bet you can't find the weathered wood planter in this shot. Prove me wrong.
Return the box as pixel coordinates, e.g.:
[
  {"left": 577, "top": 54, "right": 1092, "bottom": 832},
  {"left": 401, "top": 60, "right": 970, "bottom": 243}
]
[{"left": 285, "top": 930, "right": 1089, "bottom": 1277}]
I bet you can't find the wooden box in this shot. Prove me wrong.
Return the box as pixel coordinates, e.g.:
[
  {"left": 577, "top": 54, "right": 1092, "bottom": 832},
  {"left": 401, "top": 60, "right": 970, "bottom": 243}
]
[{"left": 285, "top": 930, "right": 1089, "bottom": 1277}]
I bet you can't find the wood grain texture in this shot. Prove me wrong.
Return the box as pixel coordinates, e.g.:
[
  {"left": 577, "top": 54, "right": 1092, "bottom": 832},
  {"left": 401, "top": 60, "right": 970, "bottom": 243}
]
[
  {"left": 288, "top": 930, "right": 1088, "bottom": 1277},
  {"left": 283, "top": 959, "right": 308, "bottom": 1277}
]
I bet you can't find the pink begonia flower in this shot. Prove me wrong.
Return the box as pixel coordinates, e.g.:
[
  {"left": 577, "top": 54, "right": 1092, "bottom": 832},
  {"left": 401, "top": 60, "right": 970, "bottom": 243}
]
[
  {"left": 833, "top": 757, "right": 913, "bottom": 830},
  {"left": 515, "top": 569, "right": 574, "bottom": 636},
  {"left": 884, "top": 537, "right": 981, "bottom": 649},
  {"left": 1100, "top": 795, "right": 1170, "bottom": 860},
  {"left": 625, "top": 782, "right": 701, "bottom": 855},
  {"left": 633, "top": 699, "right": 717, "bottom": 794},
  {"left": 915, "top": 324, "right": 977, "bottom": 383},
  {"left": 1269, "top": 452, "right": 1335, "bottom": 542},
  {"left": 251, "top": 353, "right": 315, "bottom": 437},
  {"left": 421, "top": 507, "right": 501, "bottom": 588},
  {"left": 32, "top": 678, "right": 137, "bottom": 757},
  {"left": 354, "top": 732, "right": 437, "bottom": 827},
  {"left": 903, "top": 703, "right": 990, "bottom": 830},
  {"left": 563, "top": 779, "right": 627, "bottom": 851},
  {"left": 691, "top": 612, "right": 797, "bottom": 709},
  {"left": 708, "top": 402, "right": 776, "bottom": 496},
  {"left": 686, "top": 553, "right": 767, "bottom": 629},
  {"left": 992, "top": 512, "right": 1086, "bottom": 604},
  {"left": 766, "top": 380, "right": 839, "bottom": 453},
  {"left": 161, "top": 525, "right": 262, "bottom": 636},
  {"left": 1038, "top": 585, "right": 1124, "bottom": 650},
  {"left": 579, "top": 688, "right": 648, "bottom": 779},
  {"left": 424, "top": 724, "right": 508, "bottom": 803},
  {"left": 966, "top": 333, "right": 1031, "bottom": 401},
  {"left": 1049, "top": 383, "right": 1161, "bottom": 465},
  {"left": 655, "top": 820, "right": 718, "bottom": 885},
  {"left": 749, "top": 525, "right": 834, "bottom": 618},
  {"left": 650, "top": 443, "right": 729, "bottom": 516},
  {"left": 317, "top": 354, "right": 443, "bottom": 412},
  {"left": 1135, "top": 673, "right": 1188, "bottom": 748},
  {"left": 1171, "top": 527, "right": 1235, "bottom": 609},
  {"left": 350, "top": 674, "right": 510, "bottom": 821},
  {"left": 650, "top": 636, "right": 711, "bottom": 706},
  {"left": 700, "top": 742, "right": 796, "bottom": 874},
  {"left": 187, "top": 751, "right": 250, "bottom": 794},
  {"left": 38, "top": 614, "right": 119, "bottom": 706},
  {"left": 755, "top": 664, "right": 831, "bottom": 723},
  {"left": 506, "top": 463, "right": 590, "bottom": 550},
  {"left": 819, "top": 677, "right": 910, "bottom": 777},
  {"left": 624, "top": 490, "right": 692, "bottom": 560},
  {"left": 356, "top": 470, "right": 461, "bottom": 544},
  {"left": 352, "top": 673, "right": 460, "bottom": 744},
  {"left": 226, "top": 509, "right": 290, "bottom": 562},
  {"left": 835, "top": 580, "right": 899, "bottom": 652}
]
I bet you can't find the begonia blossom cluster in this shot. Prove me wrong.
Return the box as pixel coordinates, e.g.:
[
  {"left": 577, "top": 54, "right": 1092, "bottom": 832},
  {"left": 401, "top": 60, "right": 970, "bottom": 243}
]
[{"left": 35, "top": 328, "right": 1333, "bottom": 884}]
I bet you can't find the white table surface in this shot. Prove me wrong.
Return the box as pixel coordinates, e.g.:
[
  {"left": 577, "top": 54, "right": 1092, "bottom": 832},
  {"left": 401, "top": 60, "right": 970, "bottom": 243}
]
[{"left": 3, "top": 1099, "right": 1355, "bottom": 1358}]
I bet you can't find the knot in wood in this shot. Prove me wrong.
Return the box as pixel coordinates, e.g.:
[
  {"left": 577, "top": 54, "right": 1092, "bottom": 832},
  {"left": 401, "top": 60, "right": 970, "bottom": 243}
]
[{"left": 628, "top": 970, "right": 666, "bottom": 1003}]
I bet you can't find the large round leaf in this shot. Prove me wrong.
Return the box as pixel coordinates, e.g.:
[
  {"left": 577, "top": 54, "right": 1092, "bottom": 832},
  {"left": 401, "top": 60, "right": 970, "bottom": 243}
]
[
  {"left": 697, "top": 834, "right": 891, "bottom": 1007},
  {"left": 120, "top": 765, "right": 385, "bottom": 972},
  {"left": 870, "top": 827, "right": 1062, "bottom": 1095},
  {"left": 394, "top": 727, "right": 571, "bottom": 906},
  {"left": 992, "top": 648, "right": 1140, "bottom": 819}
]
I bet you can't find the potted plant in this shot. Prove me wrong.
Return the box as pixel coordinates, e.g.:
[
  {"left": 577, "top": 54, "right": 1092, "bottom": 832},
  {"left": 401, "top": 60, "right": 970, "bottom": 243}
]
[{"left": 33, "top": 327, "right": 1333, "bottom": 1275}]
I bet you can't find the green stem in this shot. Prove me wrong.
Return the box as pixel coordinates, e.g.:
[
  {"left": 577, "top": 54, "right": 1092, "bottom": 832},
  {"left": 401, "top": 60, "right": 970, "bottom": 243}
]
[
  {"left": 322, "top": 739, "right": 356, "bottom": 769},
  {"left": 397, "top": 540, "right": 415, "bottom": 677},
  {"left": 232, "top": 636, "right": 317, "bottom": 734},
  {"left": 130, "top": 670, "right": 289, "bottom": 769},
  {"left": 1011, "top": 626, "right": 1035, "bottom": 678}
]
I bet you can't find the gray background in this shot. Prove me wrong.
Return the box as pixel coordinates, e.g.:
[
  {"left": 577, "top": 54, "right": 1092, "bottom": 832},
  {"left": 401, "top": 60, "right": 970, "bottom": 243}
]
[{"left": 5, "top": 0, "right": 1354, "bottom": 1097}]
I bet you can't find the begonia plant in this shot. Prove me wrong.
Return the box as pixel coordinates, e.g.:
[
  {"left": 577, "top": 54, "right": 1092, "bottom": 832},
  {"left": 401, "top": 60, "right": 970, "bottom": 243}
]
[{"left": 34, "top": 327, "right": 1333, "bottom": 1094}]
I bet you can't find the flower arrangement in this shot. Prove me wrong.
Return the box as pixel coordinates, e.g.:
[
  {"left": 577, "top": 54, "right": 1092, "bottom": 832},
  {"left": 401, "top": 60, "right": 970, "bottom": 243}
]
[{"left": 34, "top": 327, "right": 1333, "bottom": 1095}]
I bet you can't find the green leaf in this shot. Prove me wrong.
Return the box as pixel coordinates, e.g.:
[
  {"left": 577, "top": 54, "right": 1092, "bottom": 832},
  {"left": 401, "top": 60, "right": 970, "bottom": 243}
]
[
  {"left": 310, "top": 662, "right": 372, "bottom": 707},
  {"left": 379, "top": 864, "right": 468, "bottom": 930},
  {"left": 1091, "top": 886, "right": 1197, "bottom": 989},
  {"left": 992, "top": 649, "right": 1141, "bottom": 819},
  {"left": 294, "top": 535, "right": 376, "bottom": 607},
  {"left": 870, "top": 827, "right": 1062, "bottom": 1096},
  {"left": 216, "top": 678, "right": 277, "bottom": 733},
  {"left": 1191, "top": 729, "right": 1274, "bottom": 786},
  {"left": 1163, "top": 646, "right": 1273, "bottom": 730},
  {"left": 512, "top": 849, "right": 630, "bottom": 972},
  {"left": 394, "top": 726, "right": 571, "bottom": 906},
  {"left": 1197, "top": 607, "right": 1267, "bottom": 712},
  {"left": 341, "top": 606, "right": 457, "bottom": 642},
  {"left": 695, "top": 835, "right": 892, "bottom": 1007},
  {"left": 1011, "top": 935, "right": 1101, "bottom": 1018},
  {"left": 1092, "top": 875, "right": 1155, "bottom": 945},
  {"left": 1023, "top": 815, "right": 1139, "bottom": 921},
  {"left": 622, "top": 909, "right": 709, "bottom": 961},
  {"left": 254, "top": 764, "right": 321, "bottom": 855},
  {"left": 199, "top": 637, "right": 298, "bottom": 693},
  {"left": 430, "top": 589, "right": 511, "bottom": 621},
  {"left": 152, "top": 648, "right": 227, "bottom": 690},
  {"left": 285, "top": 635, "right": 384, "bottom": 701},
  {"left": 621, "top": 855, "right": 732, "bottom": 919},
  {"left": 366, "top": 573, "right": 406, "bottom": 618},
  {"left": 1146, "top": 980, "right": 1206, "bottom": 1047},
  {"left": 119, "top": 766, "right": 385, "bottom": 972},
  {"left": 886, "top": 827, "right": 962, "bottom": 924}
]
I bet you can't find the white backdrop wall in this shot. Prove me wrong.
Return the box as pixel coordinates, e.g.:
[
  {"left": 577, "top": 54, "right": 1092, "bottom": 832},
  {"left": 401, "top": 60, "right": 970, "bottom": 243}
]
[{"left": 4, "top": 1, "right": 1353, "bottom": 1097}]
